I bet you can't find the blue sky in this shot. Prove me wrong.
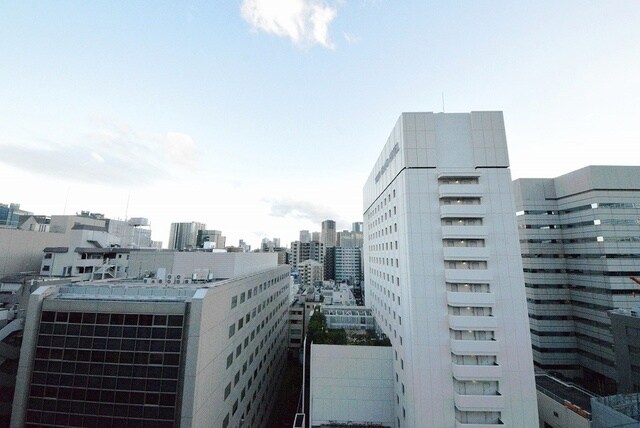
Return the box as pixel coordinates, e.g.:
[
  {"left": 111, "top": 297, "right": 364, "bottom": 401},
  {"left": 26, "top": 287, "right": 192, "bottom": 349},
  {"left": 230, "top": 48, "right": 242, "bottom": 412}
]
[{"left": 1, "top": 1, "right": 639, "bottom": 247}]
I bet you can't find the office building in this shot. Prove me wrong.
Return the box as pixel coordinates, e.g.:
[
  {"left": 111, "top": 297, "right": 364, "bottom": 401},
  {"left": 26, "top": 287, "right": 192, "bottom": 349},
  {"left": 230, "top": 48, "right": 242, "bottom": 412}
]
[
  {"left": 0, "top": 203, "right": 32, "bottom": 228},
  {"left": 334, "top": 247, "right": 362, "bottom": 284},
  {"left": 336, "top": 230, "right": 364, "bottom": 248},
  {"left": 311, "top": 232, "right": 320, "bottom": 243},
  {"left": 513, "top": 166, "right": 640, "bottom": 392},
  {"left": 320, "top": 220, "right": 336, "bottom": 248},
  {"left": 11, "top": 253, "right": 291, "bottom": 428},
  {"left": 197, "top": 230, "right": 226, "bottom": 249},
  {"left": 168, "top": 222, "right": 205, "bottom": 250},
  {"left": 352, "top": 222, "right": 363, "bottom": 233},
  {"left": 364, "top": 112, "right": 538, "bottom": 426}
]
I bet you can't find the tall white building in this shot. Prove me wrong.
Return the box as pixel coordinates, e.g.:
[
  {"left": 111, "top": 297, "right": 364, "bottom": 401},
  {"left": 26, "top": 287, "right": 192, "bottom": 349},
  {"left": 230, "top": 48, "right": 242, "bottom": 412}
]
[{"left": 364, "top": 112, "right": 538, "bottom": 427}]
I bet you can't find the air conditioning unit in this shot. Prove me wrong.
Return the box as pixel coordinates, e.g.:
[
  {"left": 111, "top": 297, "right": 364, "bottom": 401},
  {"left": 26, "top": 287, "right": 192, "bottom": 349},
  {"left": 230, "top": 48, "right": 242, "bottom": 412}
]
[
  {"left": 167, "top": 280, "right": 172, "bottom": 284},
  {"left": 176, "top": 274, "right": 181, "bottom": 279},
  {"left": 167, "top": 274, "right": 172, "bottom": 280}
]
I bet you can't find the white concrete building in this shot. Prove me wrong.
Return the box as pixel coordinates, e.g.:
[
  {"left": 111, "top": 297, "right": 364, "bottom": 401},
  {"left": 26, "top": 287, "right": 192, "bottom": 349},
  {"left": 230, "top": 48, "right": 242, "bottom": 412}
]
[
  {"left": 12, "top": 253, "right": 290, "bottom": 428},
  {"left": 513, "top": 166, "right": 640, "bottom": 392},
  {"left": 364, "top": 112, "right": 538, "bottom": 427},
  {"left": 299, "top": 259, "right": 324, "bottom": 288}
]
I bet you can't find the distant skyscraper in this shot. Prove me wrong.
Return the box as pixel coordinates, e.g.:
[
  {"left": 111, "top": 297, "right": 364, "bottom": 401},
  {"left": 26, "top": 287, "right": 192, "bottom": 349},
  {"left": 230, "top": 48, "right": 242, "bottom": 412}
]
[
  {"left": 168, "top": 222, "right": 205, "bottom": 250},
  {"left": 352, "top": 222, "right": 363, "bottom": 233},
  {"left": 321, "top": 220, "right": 336, "bottom": 247},
  {"left": 514, "top": 166, "right": 640, "bottom": 393},
  {"left": 299, "top": 230, "right": 311, "bottom": 243},
  {"left": 196, "top": 229, "right": 226, "bottom": 249},
  {"left": 364, "top": 112, "right": 538, "bottom": 426},
  {"left": 311, "top": 231, "right": 320, "bottom": 242}
]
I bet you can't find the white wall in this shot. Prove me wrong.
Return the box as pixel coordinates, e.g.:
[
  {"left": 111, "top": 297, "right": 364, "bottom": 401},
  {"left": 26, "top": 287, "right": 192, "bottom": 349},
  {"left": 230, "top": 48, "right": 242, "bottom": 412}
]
[{"left": 310, "top": 344, "right": 394, "bottom": 427}]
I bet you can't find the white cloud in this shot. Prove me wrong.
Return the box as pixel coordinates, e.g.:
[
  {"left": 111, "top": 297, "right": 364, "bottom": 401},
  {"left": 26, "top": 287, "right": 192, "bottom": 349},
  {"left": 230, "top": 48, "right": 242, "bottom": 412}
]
[
  {"left": 0, "top": 120, "right": 199, "bottom": 187},
  {"left": 241, "top": 0, "right": 337, "bottom": 48}
]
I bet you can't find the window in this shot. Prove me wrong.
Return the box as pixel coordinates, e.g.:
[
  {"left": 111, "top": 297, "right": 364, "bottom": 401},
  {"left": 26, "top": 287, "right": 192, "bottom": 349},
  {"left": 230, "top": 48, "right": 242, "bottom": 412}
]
[
  {"left": 224, "top": 382, "right": 231, "bottom": 400},
  {"left": 229, "top": 324, "right": 235, "bottom": 338},
  {"left": 231, "top": 296, "right": 238, "bottom": 309},
  {"left": 227, "top": 353, "right": 233, "bottom": 368}
]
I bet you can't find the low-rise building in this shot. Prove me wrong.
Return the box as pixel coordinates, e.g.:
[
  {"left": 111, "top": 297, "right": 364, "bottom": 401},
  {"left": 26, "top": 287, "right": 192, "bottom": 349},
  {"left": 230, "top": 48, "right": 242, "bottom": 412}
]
[
  {"left": 11, "top": 255, "right": 291, "bottom": 428},
  {"left": 535, "top": 373, "right": 594, "bottom": 428}
]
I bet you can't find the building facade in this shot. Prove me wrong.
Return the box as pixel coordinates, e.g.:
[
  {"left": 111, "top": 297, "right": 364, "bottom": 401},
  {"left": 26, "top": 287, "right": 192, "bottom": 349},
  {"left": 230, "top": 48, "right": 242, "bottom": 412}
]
[
  {"left": 609, "top": 308, "right": 640, "bottom": 394},
  {"left": 513, "top": 166, "right": 640, "bottom": 392},
  {"left": 334, "top": 247, "right": 362, "bottom": 284},
  {"left": 364, "top": 112, "right": 538, "bottom": 427},
  {"left": 11, "top": 256, "right": 291, "bottom": 428}
]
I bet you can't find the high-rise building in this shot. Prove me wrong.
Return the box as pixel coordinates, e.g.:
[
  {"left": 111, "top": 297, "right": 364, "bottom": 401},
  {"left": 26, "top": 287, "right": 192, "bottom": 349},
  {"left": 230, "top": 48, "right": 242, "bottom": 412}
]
[
  {"left": 352, "top": 222, "right": 363, "bottom": 233},
  {"left": 336, "top": 230, "right": 363, "bottom": 248},
  {"left": 11, "top": 253, "right": 290, "bottom": 428},
  {"left": 320, "top": 220, "right": 336, "bottom": 248},
  {"left": 311, "top": 231, "right": 320, "bottom": 243},
  {"left": 513, "top": 166, "right": 640, "bottom": 393},
  {"left": 335, "top": 247, "right": 362, "bottom": 284},
  {"left": 168, "top": 222, "right": 205, "bottom": 250},
  {"left": 299, "top": 230, "right": 311, "bottom": 243},
  {"left": 289, "top": 241, "right": 324, "bottom": 271},
  {"left": 364, "top": 112, "right": 538, "bottom": 426}
]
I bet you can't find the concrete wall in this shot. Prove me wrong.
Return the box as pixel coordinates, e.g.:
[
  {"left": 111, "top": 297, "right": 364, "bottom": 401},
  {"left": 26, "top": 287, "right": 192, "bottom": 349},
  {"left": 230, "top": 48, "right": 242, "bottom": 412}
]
[
  {"left": 310, "top": 344, "right": 394, "bottom": 427},
  {"left": 0, "top": 229, "right": 67, "bottom": 277}
]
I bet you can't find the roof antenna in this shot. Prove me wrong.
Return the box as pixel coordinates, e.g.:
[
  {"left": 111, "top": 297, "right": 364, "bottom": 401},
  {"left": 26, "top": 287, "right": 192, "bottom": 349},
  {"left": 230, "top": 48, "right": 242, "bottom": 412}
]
[
  {"left": 63, "top": 187, "right": 70, "bottom": 215},
  {"left": 442, "top": 92, "right": 445, "bottom": 112},
  {"left": 124, "top": 191, "right": 131, "bottom": 221}
]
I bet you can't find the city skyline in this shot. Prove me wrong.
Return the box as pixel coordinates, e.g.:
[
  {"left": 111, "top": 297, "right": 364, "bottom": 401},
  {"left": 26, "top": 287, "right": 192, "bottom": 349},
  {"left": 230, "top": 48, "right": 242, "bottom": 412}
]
[{"left": 1, "top": 1, "right": 639, "bottom": 248}]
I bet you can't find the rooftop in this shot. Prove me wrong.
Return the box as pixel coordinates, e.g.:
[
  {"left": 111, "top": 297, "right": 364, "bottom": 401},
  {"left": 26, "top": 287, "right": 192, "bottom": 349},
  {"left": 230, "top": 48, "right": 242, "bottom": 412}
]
[{"left": 536, "top": 374, "right": 595, "bottom": 414}]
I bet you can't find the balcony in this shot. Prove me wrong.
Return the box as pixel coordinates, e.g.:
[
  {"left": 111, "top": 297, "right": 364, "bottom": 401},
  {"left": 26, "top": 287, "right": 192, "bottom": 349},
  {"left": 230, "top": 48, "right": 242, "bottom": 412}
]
[
  {"left": 454, "top": 393, "right": 504, "bottom": 411},
  {"left": 452, "top": 364, "right": 502, "bottom": 381},
  {"left": 451, "top": 339, "right": 499, "bottom": 355},
  {"left": 442, "top": 247, "right": 489, "bottom": 260},
  {"left": 440, "top": 204, "right": 486, "bottom": 217},
  {"left": 455, "top": 421, "right": 504, "bottom": 428},
  {"left": 445, "top": 269, "right": 492, "bottom": 283},
  {"left": 449, "top": 315, "right": 497, "bottom": 330},
  {"left": 438, "top": 184, "right": 484, "bottom": 198},
  {"left": 447, "top": 292, "right": 495, "bottom": 307},
  {"left": 441, "top": 226, "right": 487, "bottom": 239}
]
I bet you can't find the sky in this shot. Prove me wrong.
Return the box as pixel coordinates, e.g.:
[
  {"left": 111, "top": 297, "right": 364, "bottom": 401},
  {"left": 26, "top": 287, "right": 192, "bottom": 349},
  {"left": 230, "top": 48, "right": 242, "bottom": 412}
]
[{"left": 1, "top": 1, "right": 639, "bottom": 249}]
